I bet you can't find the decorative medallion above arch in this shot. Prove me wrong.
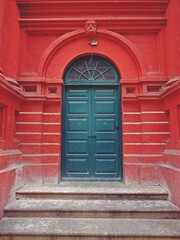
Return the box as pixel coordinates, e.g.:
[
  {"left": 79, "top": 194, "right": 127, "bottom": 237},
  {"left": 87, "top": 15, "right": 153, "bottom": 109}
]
[{"left": 38, "top": 29, "right": 146, "bottom": 81}]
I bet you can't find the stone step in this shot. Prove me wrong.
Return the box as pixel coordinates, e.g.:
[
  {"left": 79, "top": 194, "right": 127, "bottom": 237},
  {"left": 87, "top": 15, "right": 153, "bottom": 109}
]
[
  {"left": 16, "top": 183, "right": 169, "bottom": 200},
  {"left": 4, "top": 199, "right": 180, "bottom": 219},
  {"left": 0, "top": 217, "right": 180, "bottom": 240}
]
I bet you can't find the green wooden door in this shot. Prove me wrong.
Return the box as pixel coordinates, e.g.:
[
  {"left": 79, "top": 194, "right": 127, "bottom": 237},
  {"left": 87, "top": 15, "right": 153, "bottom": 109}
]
[{"left": 62, "top": 56, "right": 122, "bottom": 180}]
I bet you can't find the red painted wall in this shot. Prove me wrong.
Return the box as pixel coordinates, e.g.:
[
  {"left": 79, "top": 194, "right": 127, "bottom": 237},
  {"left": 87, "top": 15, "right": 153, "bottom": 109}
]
[
  {"left": 0, "top": 0, "right": 180, "bottom": 218},
  {"left": 166, "top": 0, "right": 180, "bottom": 78},
  {"left": 0, "top": 0, "right": 22, "bottom": 218},
  {"left": 0, "top": 73, "right": 23, "bottom": 218},
  {"left": 0, "top": 0, "right": 20, "bottom": 78},
  {"left": 161, "top": 83, "right": 180, "bottom": 207},
  {"left": 160, "top": 0, "right": 180, "bottom": 207}
]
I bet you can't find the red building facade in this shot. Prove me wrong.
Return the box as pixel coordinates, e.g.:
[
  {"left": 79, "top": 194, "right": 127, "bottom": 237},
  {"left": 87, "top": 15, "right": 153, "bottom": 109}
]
[{"left": 0, "top": 0, "right": 180, "bottom": 218}]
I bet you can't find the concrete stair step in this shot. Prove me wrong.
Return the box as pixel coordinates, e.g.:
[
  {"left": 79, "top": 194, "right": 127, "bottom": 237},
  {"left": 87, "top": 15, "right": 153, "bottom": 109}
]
[
  {"left": 0, "top": 217, "right": 180, "bottom": 239},
  {"left": 1, "top": 183, "right": 179, "bottom": 239},
  {"left": 4, "top": 199, "right": 180, "bottom": 219},
  {"left": 16, "top": 183, "right": 169, "bottom": 200}
]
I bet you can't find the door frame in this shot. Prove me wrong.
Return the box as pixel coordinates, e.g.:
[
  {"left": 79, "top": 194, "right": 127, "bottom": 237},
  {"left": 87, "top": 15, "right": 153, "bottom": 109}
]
[{"left": 61, "top": 55, "right": 123, "bottom": 181}]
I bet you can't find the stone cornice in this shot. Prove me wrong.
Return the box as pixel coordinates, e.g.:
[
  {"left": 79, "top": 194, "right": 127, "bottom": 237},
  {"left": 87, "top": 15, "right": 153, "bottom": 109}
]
[
  {"left": 16, "top": 0, "right": 169, "bottom": 18},
  {"left": 19, "top": 17, "right": 168, "bottom": 33},
  {"left": 17, "top": 0, "right": 169, "bottom": 33}
]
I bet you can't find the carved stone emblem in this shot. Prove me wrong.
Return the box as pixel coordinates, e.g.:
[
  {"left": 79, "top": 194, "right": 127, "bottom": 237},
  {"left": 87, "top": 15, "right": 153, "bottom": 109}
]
[{"left": 85, "top": 20, "right": 97, "bottom": 38}]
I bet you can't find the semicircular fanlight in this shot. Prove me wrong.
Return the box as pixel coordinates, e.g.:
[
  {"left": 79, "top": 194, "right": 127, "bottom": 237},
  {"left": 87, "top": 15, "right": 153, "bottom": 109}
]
[{"left": 64, "top": 55, "right": 119, "bottom": 85}]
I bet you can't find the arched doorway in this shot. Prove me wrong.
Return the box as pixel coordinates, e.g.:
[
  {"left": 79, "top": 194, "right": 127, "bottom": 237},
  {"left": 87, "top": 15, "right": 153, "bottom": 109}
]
[{"left": 62, "top": 55, "right": 122, "bottom": 180}]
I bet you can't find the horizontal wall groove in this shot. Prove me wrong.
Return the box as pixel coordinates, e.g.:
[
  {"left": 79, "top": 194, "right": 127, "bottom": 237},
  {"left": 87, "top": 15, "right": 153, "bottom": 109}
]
[
  {"left": 16, "top": 132, "right": 42, "bottom": 135},
  {"left": 19, "top": 143, "right": 60, "bottom": 146},
  {"left": 19, "top": 112, "right": 61, "bottom": 115},
  {"left": 124, "top": 143, "right": 166, "bottom": 146},
  {"left": 16, "top": 132, "right": 61, "bottom": 135},
  {"left": 22, "top": 154, "right": 59, "bottom": 157},
  {"left": 123, "top": 132, "right": 170, "bottom": 135},
  {"left": 16, "top": 122, "right": 61, "bottom": 125},
  {"left": 124, "top": 154, "right": 163, "bottom": 157},
  {"left": 42, "top": 133, "right": 61, "bottom": 135},
  {"left": 123, "top": 122, "right": 169, "bottom": 124},
  {"left": 123, "top": 111, "right": 165, "bottom": 114}
]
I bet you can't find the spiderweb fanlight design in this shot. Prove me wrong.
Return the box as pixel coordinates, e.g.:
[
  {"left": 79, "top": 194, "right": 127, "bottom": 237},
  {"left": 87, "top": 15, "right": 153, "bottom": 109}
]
[{"left": 65, "top": 55, "right": 119, "bottom": 85}]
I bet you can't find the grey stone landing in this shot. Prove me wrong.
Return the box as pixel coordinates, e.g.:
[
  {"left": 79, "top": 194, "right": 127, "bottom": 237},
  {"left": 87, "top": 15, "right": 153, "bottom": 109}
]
[{"left": 0, "top": 182, "right": 180, "bottom": 240}]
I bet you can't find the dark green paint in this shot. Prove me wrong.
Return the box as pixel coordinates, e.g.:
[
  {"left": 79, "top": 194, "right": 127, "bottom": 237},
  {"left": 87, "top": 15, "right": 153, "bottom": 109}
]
[{"left": 62, "top": 56, "right": 122, "bottom": 181}]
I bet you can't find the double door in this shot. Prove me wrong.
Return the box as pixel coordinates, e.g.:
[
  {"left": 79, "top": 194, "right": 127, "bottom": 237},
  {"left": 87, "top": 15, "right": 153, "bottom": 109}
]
[{"left": 62, "top": 85, "right": 121, "bottom": 180}]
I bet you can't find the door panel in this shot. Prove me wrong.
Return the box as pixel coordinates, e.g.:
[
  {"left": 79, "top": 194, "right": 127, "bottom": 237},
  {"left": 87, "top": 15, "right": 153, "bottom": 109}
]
[
  {"left": 93, "top": 88, "right": 119, "bottom": 178},
  {"left": 64, "top": 88, "right": 91, "bottom": 176},
  {"left": 62, "top": 86, "right": 121, "bottom": 180}
]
